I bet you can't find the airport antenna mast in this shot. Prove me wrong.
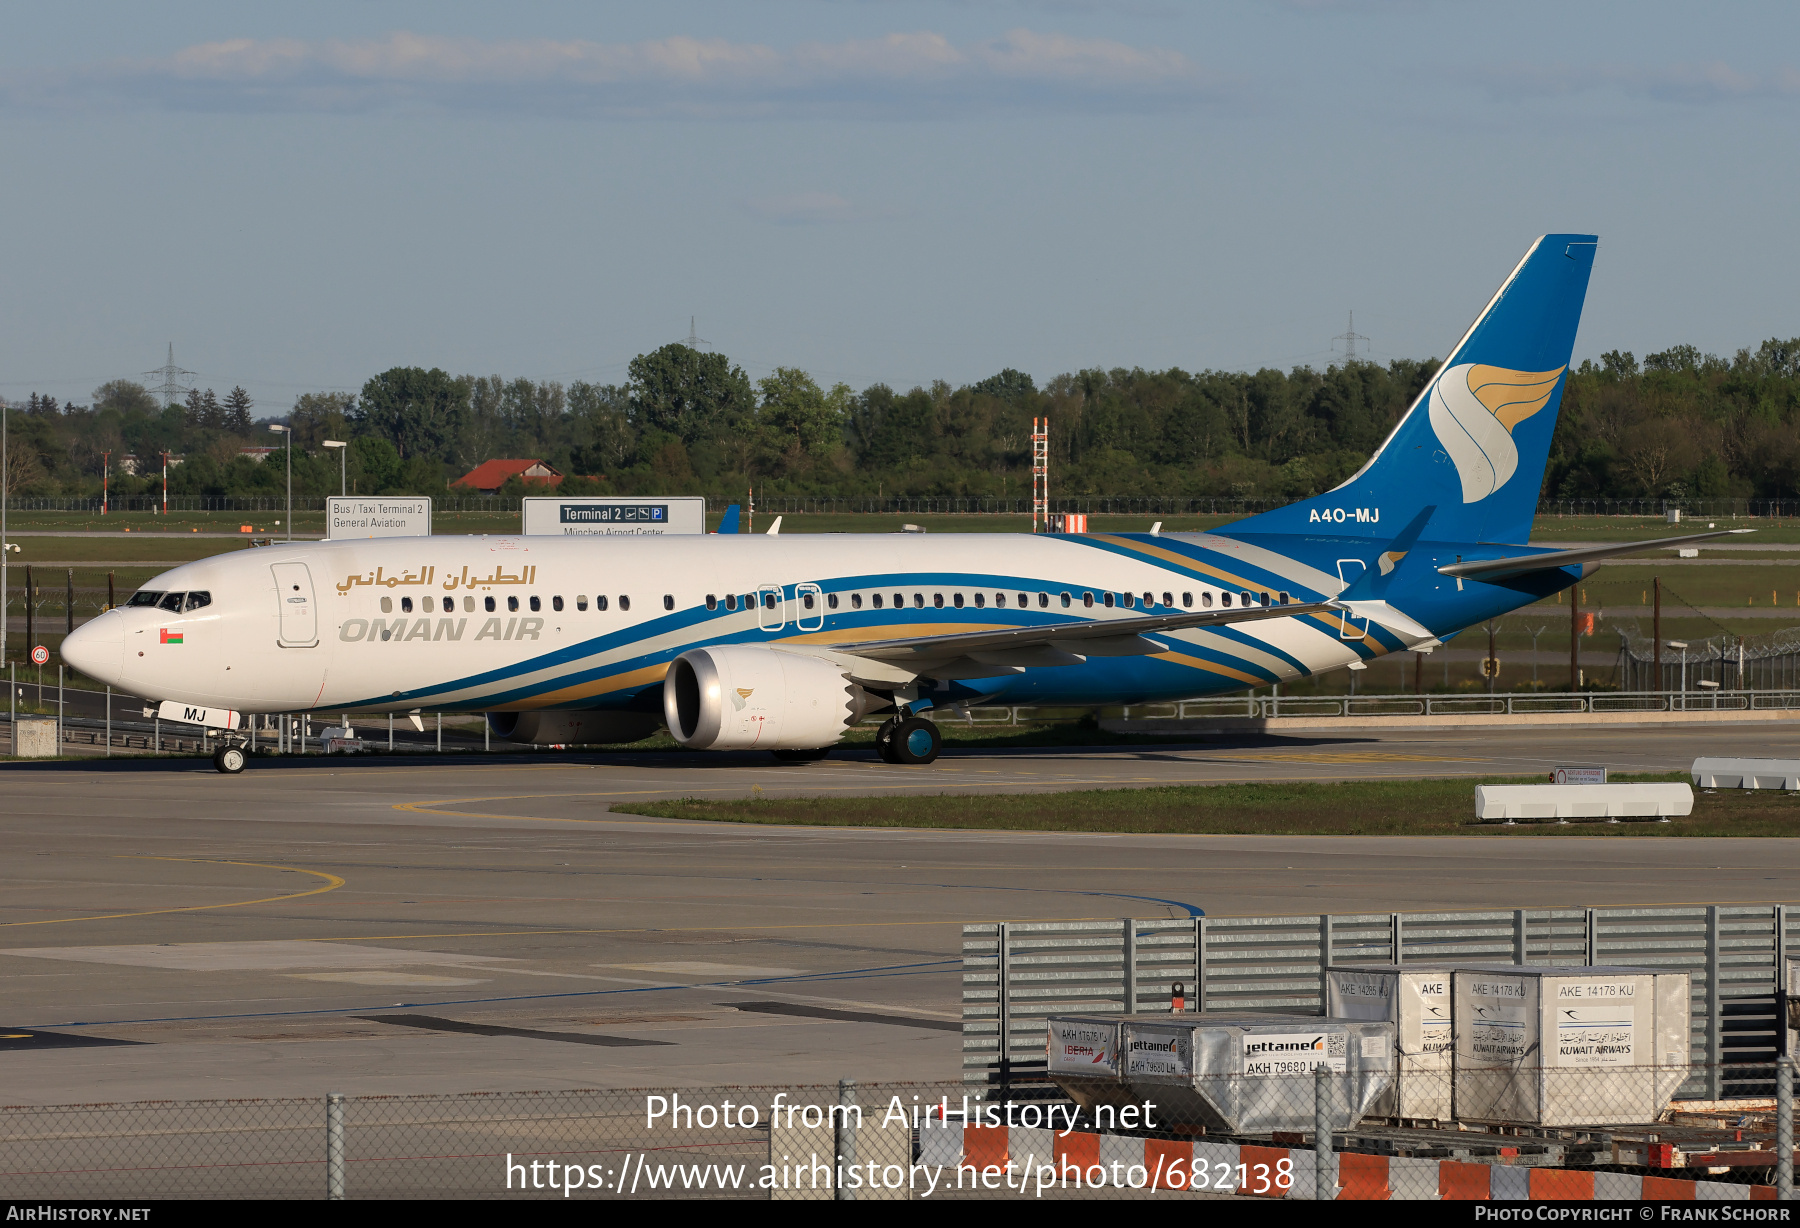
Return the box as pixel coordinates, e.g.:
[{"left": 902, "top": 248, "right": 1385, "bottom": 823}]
[
  {"left": 144, "top": 344, "right": 197, "bottom": 407},
  {"left": 1332, "top": 311, "right": 1370, "bottom": 365}
]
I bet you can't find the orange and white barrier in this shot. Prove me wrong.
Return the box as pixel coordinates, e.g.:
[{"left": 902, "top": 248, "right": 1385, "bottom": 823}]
[{"left": 952, "top": 1124, "right": 1777, "bottom": 1200}]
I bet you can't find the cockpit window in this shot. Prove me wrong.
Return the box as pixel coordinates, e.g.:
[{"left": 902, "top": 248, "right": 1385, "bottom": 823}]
[
  {"left": 127, "top": 591, "right": 166, "bottom": 608},
  {"left": 158, "top": 592, "right": 186, "bottom": 612},
  {"left": 184, "top": 592, "right": 211, "bottom": 612}
]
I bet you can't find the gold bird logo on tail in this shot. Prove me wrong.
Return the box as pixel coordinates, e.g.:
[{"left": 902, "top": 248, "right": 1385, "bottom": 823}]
[{"left": 1428, "top": 363, "right": 1564, "bottom": 503}]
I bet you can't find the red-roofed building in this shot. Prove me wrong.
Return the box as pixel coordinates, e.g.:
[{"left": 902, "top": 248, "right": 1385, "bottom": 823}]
[{"left": 452, "top": 459, "right": 564, "bottom": 494}]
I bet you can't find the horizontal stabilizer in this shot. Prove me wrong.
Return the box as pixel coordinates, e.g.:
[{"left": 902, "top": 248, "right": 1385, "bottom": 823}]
[{"left": 1437, "top": 529, "right": 1753, "bottom": 581}]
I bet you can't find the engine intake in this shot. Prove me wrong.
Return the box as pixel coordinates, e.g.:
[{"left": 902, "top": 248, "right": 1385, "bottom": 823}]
[{"left": 664, "top": 645, "right": 872, "bottom": 750}]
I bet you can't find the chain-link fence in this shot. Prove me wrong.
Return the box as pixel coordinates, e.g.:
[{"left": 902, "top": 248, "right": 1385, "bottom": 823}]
[
  {"left": 1, "top": 1067, "right": 1791, "bottom": 1201},
  {"left": 10, "top": 495, "right": 1800, "bottom": 518}
]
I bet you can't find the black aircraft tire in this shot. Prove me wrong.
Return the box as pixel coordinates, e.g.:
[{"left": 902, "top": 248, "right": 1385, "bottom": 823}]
[
  {"left": 891, "top": 717, "right": 942, "bottom": 765},
  {"left": 875, "top": 719, "right": 902, "bottom": 764},
  {"left": 213, "top": 745, "right": 247, "bottom": 774}
]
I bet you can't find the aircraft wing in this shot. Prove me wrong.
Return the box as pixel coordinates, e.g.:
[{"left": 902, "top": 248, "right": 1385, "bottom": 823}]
[
  {"left": 799, "top": 600, "right": 1335, "bottom": 681},
  {"left": 1436, "top": 529, "right": 1753, "bottom": 582}
]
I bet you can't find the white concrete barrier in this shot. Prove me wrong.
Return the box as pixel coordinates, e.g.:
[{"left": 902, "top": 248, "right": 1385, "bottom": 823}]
[
  {"left": 1692, "top": 757, "right": 1800, "bottom": 790},
  {"left": 10, "top": 718, "right": 57, "bottom": 758},
  {"left": 1474, "top": 783, "right": 1693, "bottom": 821}
]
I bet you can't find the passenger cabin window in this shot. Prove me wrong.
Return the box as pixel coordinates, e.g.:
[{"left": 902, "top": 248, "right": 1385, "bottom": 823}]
[
  {"left": 525, "top": 595, "right": 538, "bottom": 612},
  {"left": 763, "top": 593, "right": 777, "bottom": 610},
  {"left": 953, "top": 593, "right": 964, "bottom": 608},
  {"left": 1203, "top": 592, "right": 1213, "bottom": 608},
  {"left": 1221, "top": 592, "right": 1232, "bottom": 607},
  {"left": 596, "top": 595, "right": 609, "bottom": 611},
  {"left": 619, "top": 595, "right": 631, "bottom": 611},
  {"left": 663, "top": 595, "right": 675, "bottom": 611},
  {"left": 705, "top": 595, "right": 717, "bottom": 610},
  {"left": 914, "top": 593, "right": 925, "bottom": 608},
  {"left": 851, "top": 593, "right": 863, "bottom": 610},
  {"left": 802, "top": 593, "right": 815, "bottom": 610},
  {"left": 184, "top": 592, "right": 211, "bottom": 612},
  {"left": 401, "top": 596, "right": 413, "bottom": 614},
  {"left": 485, "top": 596, "right": 497, "bottom": 612},
  {"left": 933, "top": 593, "right": 944, "bottom": 609},
  {"left": 464, "top": 596, "right": 476, "bottom": 613},
  {"left": 1038, "top": 593, "right": 1048, "bottom": 608},
  {"left": 508, "top": 596, "right": 519, "bottom": 613},
  {"left": 973, "top": 593, "right": 984, "bottom": 608},
  {"left": 1083, "top": 592, "right": 1095, "bottom": 608},
  {"left": 1103, "top": 593, "right": 1115, "bottom": 608},
  {"left": 380, "top": 596, "right": 392, "bottom": 614},
  {"left": 1144, "top": 592, "right": 1154, "bottom": 608},
  {"left": 577, "top": 595, "right": 589, "bottom": 611},
  {"left": 552, "top": 596, "right": 564, "bottom": 612},
  {"left": 872, "top": 593, "right": 884, "bottom": 609},
  {"left": 723, "top": 594, "right": 735, "bottom": 611},
  {"left": 1182, "top": 592, "right": 1193, "bottom": 608},
  {"left": 827, "top": 594, "right": 839, "bottom": 610},
  {"left": 1279, "top": 591, "right": 1291, "bottom": 605},
  {"left": 894, "top": 593, "right": 905, "bottom": 608},
  {"left": 1060, "top": 592, "right": 1071, "bottom": 608},
  {"left": 1163, "top": 592, "right": 1174, "bottom": 608}
]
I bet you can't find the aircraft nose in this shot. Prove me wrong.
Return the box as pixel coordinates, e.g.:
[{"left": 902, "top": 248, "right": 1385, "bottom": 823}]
[{"left": 62, "top": 612, "right": 123, "bottom": 687}]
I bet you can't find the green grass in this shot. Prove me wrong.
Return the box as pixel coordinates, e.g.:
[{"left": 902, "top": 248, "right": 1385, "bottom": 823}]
[{"left": 614, "top": 772, "right": 1800, "bottom": 837}]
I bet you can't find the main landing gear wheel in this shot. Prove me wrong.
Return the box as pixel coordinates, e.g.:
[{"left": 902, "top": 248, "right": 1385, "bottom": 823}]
[
  {"left": 875, "top": 718, "right": 901, "bottom": 764},
  {"left": 212, "top": 744, "right": 247, "bottom": 775},
  {"left": 891, "top": 716, "right": 942, "bottom": 765},
  {"left": 771, "top": 747, "right": 832, "bottom": 763}
]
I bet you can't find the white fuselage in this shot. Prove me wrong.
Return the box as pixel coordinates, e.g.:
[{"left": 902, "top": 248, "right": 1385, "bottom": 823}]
[{"left": 66, "top": 530, "right": 1377, "bottom": 718}]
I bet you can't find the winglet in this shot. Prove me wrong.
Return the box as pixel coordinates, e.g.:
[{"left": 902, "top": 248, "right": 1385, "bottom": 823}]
[
  {"left": 765, "top": 515, "right": 783, "bottom": 536},
  {"left": 1339, "top": 505, "right": 1436, "bottom": 600},
  {"left": 716, "top": 504, "right": 741, "bottom": 534}
]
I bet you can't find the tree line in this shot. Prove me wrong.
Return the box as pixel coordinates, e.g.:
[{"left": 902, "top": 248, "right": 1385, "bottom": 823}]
[{"left": 6, "top": 336, "right": 1799, "bottom": 504}]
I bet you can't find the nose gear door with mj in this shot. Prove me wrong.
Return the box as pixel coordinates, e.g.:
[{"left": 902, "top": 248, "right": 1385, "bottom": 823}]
[
  {"left": 1335, "top": 559, "right": 1369, "bottom": 640},
  {"left": 757, "top": 584, "right": 785, "bottom": 632},
  {"left": 271, "top": 562, "right": 320, "bottom": 647}
]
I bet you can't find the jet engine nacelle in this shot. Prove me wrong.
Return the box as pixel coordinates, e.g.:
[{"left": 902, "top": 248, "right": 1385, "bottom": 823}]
[
  {"left": 663, "top": 645, "right": 873, "bottom": 750},
  {"left": 486, "top": 710, "right": 661, "bottom": 746}
]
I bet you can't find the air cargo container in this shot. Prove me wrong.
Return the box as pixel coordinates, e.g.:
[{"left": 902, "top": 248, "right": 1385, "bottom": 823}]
[
  {"left": 1046, "top": 1011, "right": 1396, "bottom": 1134},
  {"left": 1326, "top": 963, "right": 1458, "bottom": 1121},
  {"left": 1044, "top": 1013, "right": 1130, "bottom": 1110},
  {"left": 1452, "top": 966, "right": 1690, "bottom": 1127}
]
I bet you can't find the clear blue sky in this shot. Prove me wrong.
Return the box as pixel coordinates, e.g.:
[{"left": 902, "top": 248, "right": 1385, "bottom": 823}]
[{"left": 1, "top": 2, "right": 1794, "bottom": 410}]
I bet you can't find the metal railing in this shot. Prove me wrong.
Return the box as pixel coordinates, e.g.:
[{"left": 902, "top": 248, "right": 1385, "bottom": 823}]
[
  {"left": 962, "top": 903, "right": 1800, "bottom": 1102},
  {"left": 1109, "top": 689, "right": 1800, "bottom": 721}
]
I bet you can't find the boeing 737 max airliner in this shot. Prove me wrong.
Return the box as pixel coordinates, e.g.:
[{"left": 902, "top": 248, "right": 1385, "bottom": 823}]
[{"left": 60, "top": 234, "right": 1746, "bottom": 772}]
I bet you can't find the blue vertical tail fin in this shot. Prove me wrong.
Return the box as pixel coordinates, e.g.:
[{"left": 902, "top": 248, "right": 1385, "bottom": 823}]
[{"left": 1227, "top": 234, "right": 1597, "bottom": 546}]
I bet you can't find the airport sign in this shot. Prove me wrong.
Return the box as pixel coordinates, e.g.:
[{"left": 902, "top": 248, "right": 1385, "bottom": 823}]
[
  {"left": 31, "top": 645, "right": 49, "bottom": 665},
  {"left": 522, "top": 496, "right": 706, "bottom": 536},
  {"left": 326, "top": 496, "right": 433, "bottom": 540}
]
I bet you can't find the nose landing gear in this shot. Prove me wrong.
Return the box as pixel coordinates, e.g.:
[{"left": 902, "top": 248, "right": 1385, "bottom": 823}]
[
  {"left": 875, "top": 715, "right": 941, "bottom": 765},
  {"left": 212, "top": 743, "right": 247, "bottom": 774}
]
